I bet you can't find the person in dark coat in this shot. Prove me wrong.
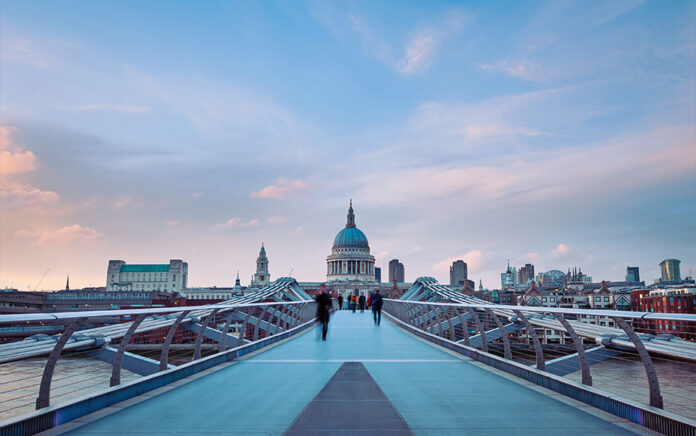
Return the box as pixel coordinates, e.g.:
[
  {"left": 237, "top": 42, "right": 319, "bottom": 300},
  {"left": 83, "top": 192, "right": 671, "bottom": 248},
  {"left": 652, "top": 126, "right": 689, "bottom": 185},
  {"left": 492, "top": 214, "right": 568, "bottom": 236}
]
[
  {"left": 315, "top": 291, "right": 332, "bottom": 340},
  {"left": 337, "top": 294, "right": 344, "bottom": 310},
  {"left": 371, "top": 290, "right": 383, "bottom": 326},
  {"left": 358, "top": 293, "right": 366, "bottom": 313}
]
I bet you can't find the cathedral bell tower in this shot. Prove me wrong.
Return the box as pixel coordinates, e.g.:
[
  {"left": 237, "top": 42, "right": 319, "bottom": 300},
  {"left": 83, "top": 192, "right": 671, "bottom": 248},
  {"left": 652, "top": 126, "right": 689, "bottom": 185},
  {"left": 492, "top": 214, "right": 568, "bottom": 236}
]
[{"left": 251, "top": 243, "right": 270, "bottom": 287}]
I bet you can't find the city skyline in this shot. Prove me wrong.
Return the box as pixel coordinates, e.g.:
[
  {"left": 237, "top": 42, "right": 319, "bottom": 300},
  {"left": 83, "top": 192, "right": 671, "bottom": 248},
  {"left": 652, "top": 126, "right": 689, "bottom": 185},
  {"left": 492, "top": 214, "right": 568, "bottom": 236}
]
[{"left": 1, "top": 1, "right": 694, "bottom": 290}]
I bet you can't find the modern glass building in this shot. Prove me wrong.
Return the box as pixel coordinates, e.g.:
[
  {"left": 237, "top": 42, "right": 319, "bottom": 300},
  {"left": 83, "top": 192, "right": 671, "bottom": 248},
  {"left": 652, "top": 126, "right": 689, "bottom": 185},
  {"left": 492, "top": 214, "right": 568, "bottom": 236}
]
[{"left": 660, "top": 259, "right": 681, "bottom": 283}]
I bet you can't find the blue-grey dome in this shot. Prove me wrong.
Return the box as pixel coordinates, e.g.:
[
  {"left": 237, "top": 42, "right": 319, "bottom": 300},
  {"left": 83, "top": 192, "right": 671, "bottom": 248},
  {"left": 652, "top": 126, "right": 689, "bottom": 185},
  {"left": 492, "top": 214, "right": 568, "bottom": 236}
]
[{"left": 333, "top": 227, "right": 369, "bottom": 249}]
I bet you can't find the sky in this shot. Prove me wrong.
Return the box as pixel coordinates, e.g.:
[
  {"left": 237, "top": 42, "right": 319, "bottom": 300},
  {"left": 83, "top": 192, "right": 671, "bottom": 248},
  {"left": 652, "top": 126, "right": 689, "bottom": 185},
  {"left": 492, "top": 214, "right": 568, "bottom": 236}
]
[{"left": 1, "top": 0, "right": 694, "bottom": 291}]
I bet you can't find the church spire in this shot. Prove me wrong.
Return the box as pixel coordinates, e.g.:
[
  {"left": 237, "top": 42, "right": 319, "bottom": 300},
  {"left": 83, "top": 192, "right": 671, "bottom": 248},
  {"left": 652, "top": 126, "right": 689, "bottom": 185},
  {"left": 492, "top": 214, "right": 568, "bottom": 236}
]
[
  {"left": 346, "top": 199, "right": 356, "bottom": 228},
  {"left": 66, "top": 274, "right": 70, "bottom": 291}
]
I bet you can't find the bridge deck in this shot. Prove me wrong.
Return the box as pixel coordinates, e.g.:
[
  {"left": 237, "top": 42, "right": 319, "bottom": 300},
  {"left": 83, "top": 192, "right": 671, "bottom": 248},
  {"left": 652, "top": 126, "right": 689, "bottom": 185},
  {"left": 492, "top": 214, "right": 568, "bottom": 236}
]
[{"left": 48, "top": 311, "right": 644, "bottom": 435}]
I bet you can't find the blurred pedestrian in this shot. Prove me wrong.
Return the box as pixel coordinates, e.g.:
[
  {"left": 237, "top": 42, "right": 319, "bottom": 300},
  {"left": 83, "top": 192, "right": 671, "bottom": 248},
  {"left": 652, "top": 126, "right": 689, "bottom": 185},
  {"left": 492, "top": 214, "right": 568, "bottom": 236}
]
[
  {"left": 358, "top": 293, "right": 366, "bottom": 313},
  {"left": 337, "top": 294, "right": 344, "bottom": 310},
  {"left": 315, "top": 290, "right": 331, "bottom": 340},
  {"left": 371, "top": 289, "right": 383, "bottom": 326}
]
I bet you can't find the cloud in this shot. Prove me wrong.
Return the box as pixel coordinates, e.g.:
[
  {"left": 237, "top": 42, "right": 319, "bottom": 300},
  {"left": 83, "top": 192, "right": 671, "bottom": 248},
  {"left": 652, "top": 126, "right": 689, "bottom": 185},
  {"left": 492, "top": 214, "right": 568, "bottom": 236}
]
[
  {"left": 0, "top": 150, "right": 37, "bottom": 175},
  {"left": 268, "top": 215, "right": 289, "bottom": 224},
  {"left": 0, "top": 125, "right": 60, "bottom": 211},
  {"left": 480, "top": 60, "right": 546, "bottom": 82},
  {"left": 60, "top": 104, "right": 151, "bottom": 114},
  {"left": 0, "top": 126, "right": 18, "bottom": 150},
  {"left": 212, "top": 217, "right": 259, "bottom": 230},
  {"left": 315, "top": 8, "right": 467, "bottom": 75},
  {"left": 553, "top": 243, "right": 570, "bottom": 254},
  {"left": 291, "top": 226, "right": 303, "bottom": 235},
  {"left": 1, "top": 39, "right": 52, "bottom": 69},
  {"left": 16, "top": 224, "right": 102, "bottom": 246},
  {"left": 399, "top": 31, "right": 437, "bottom": 74},
  {"left": 432, "top": 250, "right": 483, "bottom": 274},
  {"left": 192, "top": 193, "right": 204, "bottom": 198},
  {"left": 111, "top": 197, "right": 131, "bottom": 210},
  {"left": 355, "top": 124, "right": 694, "bottom": 208},
  {"left": 0, "top": 182, "right": 60, "bottom": 211},
  {"left": 165, "top": 220, "right": 180, "bottom": 226},
  {"left": 250, "top": 177, "right": 312, "bottom": 199}
]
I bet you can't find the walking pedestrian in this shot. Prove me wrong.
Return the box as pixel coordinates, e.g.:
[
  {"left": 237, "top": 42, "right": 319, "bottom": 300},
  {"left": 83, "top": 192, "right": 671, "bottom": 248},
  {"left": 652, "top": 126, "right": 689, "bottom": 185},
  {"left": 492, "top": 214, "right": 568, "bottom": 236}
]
[
  {"left": 371, "top": 289, "right": 383, "bottom": 326},
  {"left": 358, "top": 293, "right": 366, "bottom": 313},
  {"left": 337, "top": 294, "right": 344, "bottom": 311},
  {"left": 351, "top": 295, "right": 357, "bottom": 313},
  {"left": 315, "top": 290, "right": 332, "bottom": 340}
]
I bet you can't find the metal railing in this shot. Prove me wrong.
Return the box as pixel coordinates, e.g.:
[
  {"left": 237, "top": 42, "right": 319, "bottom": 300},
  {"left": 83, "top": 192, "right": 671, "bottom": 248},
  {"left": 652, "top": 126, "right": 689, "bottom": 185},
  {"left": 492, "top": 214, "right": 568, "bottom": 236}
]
[
  {"left": 0, "top": 300, "right": 316, "bottom": 423},
  {"left": 383, "top": 299, "right": 696, "bottom": 419}
]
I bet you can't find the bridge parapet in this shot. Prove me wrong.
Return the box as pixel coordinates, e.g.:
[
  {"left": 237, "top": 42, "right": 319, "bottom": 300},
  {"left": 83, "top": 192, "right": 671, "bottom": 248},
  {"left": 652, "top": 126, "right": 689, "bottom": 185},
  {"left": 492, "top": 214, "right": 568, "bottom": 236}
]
[
  {"left": 0, "top": 287, "right": 316, "bottom": 432},
  {"left": 383, "top": 296, "right": 696, "bottom": 429}
]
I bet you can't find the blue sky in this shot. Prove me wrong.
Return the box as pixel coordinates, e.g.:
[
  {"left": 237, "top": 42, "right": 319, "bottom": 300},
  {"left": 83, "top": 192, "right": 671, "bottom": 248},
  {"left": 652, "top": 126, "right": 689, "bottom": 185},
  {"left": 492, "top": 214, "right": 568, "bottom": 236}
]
[{"left": 1, "top": 0, "right": 694, "bottom": 290}]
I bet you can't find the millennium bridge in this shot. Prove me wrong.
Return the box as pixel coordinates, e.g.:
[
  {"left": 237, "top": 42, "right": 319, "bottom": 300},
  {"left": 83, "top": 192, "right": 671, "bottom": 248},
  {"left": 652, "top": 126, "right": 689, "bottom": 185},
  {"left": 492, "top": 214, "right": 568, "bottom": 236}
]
[{"left": 0, "top": 278, "right": 695, "bottom": 435}]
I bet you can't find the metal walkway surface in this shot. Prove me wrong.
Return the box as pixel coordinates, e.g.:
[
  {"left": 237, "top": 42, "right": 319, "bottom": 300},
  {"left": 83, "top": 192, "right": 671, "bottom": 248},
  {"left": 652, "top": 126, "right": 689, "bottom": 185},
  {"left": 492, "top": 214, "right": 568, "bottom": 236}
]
[{"left": 47, "top": 311, "right": 645, "bottom": 435}]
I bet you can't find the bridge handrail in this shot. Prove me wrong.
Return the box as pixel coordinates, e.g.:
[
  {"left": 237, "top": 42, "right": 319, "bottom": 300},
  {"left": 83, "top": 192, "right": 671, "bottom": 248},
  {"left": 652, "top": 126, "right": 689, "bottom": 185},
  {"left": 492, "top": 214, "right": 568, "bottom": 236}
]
[
  {"left": 0, "top": 300, "right": 312, "bottom": 324},
  {"left": 388, "top": 298, "right": 696, "bottom": 322}
]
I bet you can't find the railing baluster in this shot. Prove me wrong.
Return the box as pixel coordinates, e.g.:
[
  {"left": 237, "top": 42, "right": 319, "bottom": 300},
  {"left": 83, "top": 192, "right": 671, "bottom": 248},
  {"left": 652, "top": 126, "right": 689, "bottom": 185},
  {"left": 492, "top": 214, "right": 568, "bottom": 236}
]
[
  {"left": 514, "top": 310, "right": 544, "bottom": 371},
  {"left": 219, "top": 310, "right": 236, "bottom": 353},
  {"left": 36, "top": 317, "right": 86, "bottom": 409},
  {"left": 111, "top": 313, "right": 148, "bottom": 387},
  {"left": 457, "top": 308, "right": 470, "bottom": 346},
  {"left": 487, "top": 309, "right": 512, "bottom": 360},
  {"left": 160, "top": 311, "right": 191, "bottom": 371},
  {"left": 254, "top": 307, "right": 270, "bottom": 341},
  {"left": 613, "top": 316, "right": 663, "bottom": 409},
  {"left": 553, "top": 313, "right": 591, "bottom": 386},
  {"left": 194, "top": 309, "right": 219, "bottom": 360},
  {"left": 468, "top": 308, "right": 488, "bottom": 353}
]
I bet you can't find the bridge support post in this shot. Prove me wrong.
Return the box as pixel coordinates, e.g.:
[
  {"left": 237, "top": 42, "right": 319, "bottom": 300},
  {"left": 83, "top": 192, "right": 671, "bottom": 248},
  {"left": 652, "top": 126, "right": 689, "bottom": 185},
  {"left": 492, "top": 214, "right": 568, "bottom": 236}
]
[
  {"left": 111, "top": 313, "right": 148, "bottom": 387},
  {"left": 238, "top": 310, "right": 254, "bottom": 347},
  {"left": 613, "top": 316, "right": 663, "bottom": 409},
  {"left": 254, "top": 307, "right": 270, "bottom": 341},
  {"left": 447, "top": 307, "right": 456, "bottom": 340},
  {"left": 219, "top": 311, "right": 237, "bottom": 353},
  {"left": 160, "top": 311, "right": 191, "bottom": 371},
  {"left": 487, "top": 309, "right": 512, "bottom": 360},
  {"left": 36, "top": 317, "right": 86, "bottom": 409},
  {"left": 514, "top": 310, "right": 544, "bottom": 371},
  {"left": 194, "top": 309, "right": 219, "bottom": 360},
  {"left": 468, "top": 308, "right": 488, "bottom": 353},
  {"left": 553, "top": 313, "right": 591, "bottom": 386},
  {"left": 457, "top": 308, "right": 470, "bottom": 346}
]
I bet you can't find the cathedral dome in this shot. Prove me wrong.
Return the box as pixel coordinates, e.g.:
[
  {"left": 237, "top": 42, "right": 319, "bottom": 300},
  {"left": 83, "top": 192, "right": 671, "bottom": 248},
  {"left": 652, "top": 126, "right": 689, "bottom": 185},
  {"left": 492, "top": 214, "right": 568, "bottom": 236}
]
[
  {"left": 332, "top": 200, "right": 369, "bottom": 249},
  {"left": 333, "top": 227, "right": 369, "bottom": 249}
]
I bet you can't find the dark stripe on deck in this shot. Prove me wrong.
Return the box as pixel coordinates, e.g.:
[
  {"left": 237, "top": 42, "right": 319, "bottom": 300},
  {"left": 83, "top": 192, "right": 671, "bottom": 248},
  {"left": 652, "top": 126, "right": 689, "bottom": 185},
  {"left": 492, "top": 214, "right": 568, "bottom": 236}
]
[{"left": 284, "top": 362, "right": 413, "bottom": 435}]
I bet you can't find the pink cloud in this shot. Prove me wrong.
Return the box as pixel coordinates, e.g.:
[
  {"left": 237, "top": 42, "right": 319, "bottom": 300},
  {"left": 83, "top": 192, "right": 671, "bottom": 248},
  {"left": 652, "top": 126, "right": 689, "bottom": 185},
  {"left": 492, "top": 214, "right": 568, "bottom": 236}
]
[
  {"left": 16, "top": 224, "right": 102, "bottom": 246},
  {"left": 213, "top": 217, "right": 259, "bottom": 230},
  {"left": 250, "top": 177, "right": 311, "bottom": 199},
  {"left": 0, "top": 126, "right": 18, "bottom": 150},
  {"left": 432, "top": 250, "right": 483, "bottom": 274},
  {"left": 267, "top": 215, "right": 289, "bottom": 224},
  {"left": 111, "top": 197, "right": 131, "bottom": 210},
  {"left": 0, "top": 182, "right": 59, "bottom": 210}
]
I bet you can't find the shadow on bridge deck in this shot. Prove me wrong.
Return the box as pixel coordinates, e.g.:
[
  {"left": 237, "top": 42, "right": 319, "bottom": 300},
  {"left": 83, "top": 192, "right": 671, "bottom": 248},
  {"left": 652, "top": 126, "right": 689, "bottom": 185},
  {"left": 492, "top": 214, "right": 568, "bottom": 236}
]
[{"left": 44, "top": 311, "right": 648, "bottom": 435}]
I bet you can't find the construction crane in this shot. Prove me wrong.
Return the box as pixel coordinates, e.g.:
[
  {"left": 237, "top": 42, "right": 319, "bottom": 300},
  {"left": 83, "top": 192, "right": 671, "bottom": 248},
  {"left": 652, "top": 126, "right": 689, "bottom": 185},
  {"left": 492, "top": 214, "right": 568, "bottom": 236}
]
[{"left": 28, "top": 267, "right": 51, "bottom": 291}]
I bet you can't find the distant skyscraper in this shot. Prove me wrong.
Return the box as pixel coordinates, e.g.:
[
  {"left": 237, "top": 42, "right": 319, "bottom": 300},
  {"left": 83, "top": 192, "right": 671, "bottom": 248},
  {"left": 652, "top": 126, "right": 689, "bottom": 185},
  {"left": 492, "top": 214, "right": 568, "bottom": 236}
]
[
  {"left": 449, "top": 260, "right": 468, "bottom": 286},
  {"left": 626, "top": 266, "right": 640, "bottom": 283},
  {"left": 660, "top": 259, "right": 681, "bottom": 283},
  {"left": 375, "top": 267, "right": 381, "bottom": 283},
  {"left": 517, "top": 264, "right": 535, "bottom": 284},
  {"left": 389, "top": 259, "right": 405, "bottom": 283}
]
